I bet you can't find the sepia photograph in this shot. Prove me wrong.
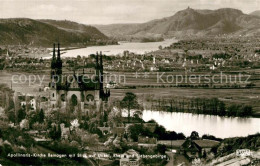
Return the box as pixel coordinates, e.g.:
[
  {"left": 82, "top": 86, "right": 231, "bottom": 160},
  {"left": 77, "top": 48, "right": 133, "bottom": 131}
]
[{"left": 0, "top": 0, "right": 259, "bottom": 165}]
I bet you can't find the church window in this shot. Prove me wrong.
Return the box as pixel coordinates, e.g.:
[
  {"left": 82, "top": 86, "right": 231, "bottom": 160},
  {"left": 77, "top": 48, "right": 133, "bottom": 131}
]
[
  {"left": 71, "top": 94, "right": 78, "bottom": 106},
  {"left": 86, "top": 94, "right": 94, "bottom": 102}
]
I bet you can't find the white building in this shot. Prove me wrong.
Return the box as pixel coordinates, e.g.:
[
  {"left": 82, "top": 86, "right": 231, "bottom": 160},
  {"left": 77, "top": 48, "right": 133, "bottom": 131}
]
[{"left": 120, "top": 149, "right": 140, "bottom": 166}]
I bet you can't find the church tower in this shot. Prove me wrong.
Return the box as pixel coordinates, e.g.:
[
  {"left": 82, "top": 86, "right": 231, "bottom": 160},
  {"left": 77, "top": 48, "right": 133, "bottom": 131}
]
[
  {"left": 51, "top": 43, "right": 56, "bottom": 79},
  {"left": 99, "top": 51, "right": 104, "bottom": 92},
  {"left": 94, "top": 52, "right": 100, "bottom": 103},
  {"left": 95, "top": 51, "right": 100, "bottom": 90},
  {"left": 56, "top": 43, "right": 63, "bottom": 90},
  {"left": 50, "top": 43, "right": 57, "bottom": 108},
  {"left": 56, "top": 43, "right": 62, "bottom": 76},
  {"left": 49, "top": 43, "right": 63, "bottom": 107}
]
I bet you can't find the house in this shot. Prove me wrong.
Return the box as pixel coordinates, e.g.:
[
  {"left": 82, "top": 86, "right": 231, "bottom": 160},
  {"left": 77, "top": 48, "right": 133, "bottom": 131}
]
[
  {"left": 18, "top": 94, "right": 36, "bottom": 110},
  {"left": 193, "top": 140, "right": 220, "bottom": 153},
  {"left": 138, "top": 136, "right": 157, "bottom": 148},
  {"left": 106, "top": 81, "right": 117, "bottom": 89},
  {"left": 210, "top": 64, "right": 217, "bottom": 70},
  {"left": 30, "top": 98, "right": 36, "bottom": 110},
  {"left": 18, "top": 95, "right": 26, "bottom": 107},
  {"left": 162, "top": 59, "right": 170, "bottom": 64},
  {"left": 120, "top": 149, "right": 140, "bottom": 166},
  {"left": 180, "top": 139, "right": 202, "bottom": 160},
  {"left": 157, "top": 140, "right": 185, "bottom": 149},
  {"left": 158, "top": 139, "right": 220, "bottom": 160},
  {"left": 60, "top": 123, "right": 70, "bottom": 140},
  {"left": 150, "top": 66, "right": 158, "bottom": 71}
]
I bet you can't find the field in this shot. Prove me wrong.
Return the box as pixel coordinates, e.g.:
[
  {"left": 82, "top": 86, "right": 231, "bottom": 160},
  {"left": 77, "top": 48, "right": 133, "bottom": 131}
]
[{"left": 1, "top": 69, "right": 260, "bottom": 116}]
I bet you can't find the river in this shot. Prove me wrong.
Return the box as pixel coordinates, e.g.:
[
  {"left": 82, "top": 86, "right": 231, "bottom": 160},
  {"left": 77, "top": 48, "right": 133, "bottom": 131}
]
[
  {"left": 142, "top": 110, "right": 260, "bottom": 138},
  {"left": 56, "top": 38, "right": 177, "bottom": 58}
]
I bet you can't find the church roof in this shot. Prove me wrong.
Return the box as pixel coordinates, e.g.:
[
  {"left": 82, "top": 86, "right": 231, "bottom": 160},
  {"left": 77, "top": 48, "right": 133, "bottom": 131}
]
[{"left": 57, "top": 74, "right": 98, "bottom": 91}]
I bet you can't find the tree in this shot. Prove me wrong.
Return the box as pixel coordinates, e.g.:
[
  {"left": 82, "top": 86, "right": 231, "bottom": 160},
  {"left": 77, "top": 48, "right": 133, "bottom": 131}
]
[
  {"left": 6, "top": 108, "right": 15, "bottom": 123},
  {"left": 218, "top": 101, "right": 226, "bottom": 116},
  {"left": 157, "top": 144, "right": 167, "bottom": 154},
  {"left": 49, "top": 124, "right": 61, "bottom": 140},
  {"left": 74, "top": 129, "right": 99, "bottom": 147},
  {"left": 227, "top": 104, "right": 239, "bottom": 117},
  {"left": 241, "top": 105, "right": 252, "bottom": 117},
  {"left": 28, "top": 111, "right": 38, "bottom": 129},
  {"left": 168, "top": 131, "right": 178, "bottom": 140},
  {"left": 108, "top": 107, "right": 122, "bottom": 127},
  {"left": 128, "top": 124, "right": 143, "bottom": 141},
  {"left": 154, "top": 125, "right": 167, "bottom": 139},
  {"left": 18, "top": 108, "right": 26, "bottom": 123},
  {"left": 202, "top": 134, "right": 222, "bottom": 142},
  {"left": 190, "top": 131, "right": 199, "bottom": 140},
  {"left": 120, "top": 92, "right": 140, "bottom": 123},
  {"left": 56, "top": 124, "right": 62, "bottom": 140},
  {"left": 38, "top": 109, "right": 45, "bottom": 123},
  {"left": 202, "top": 150, "right": 207, "bottom": 158},
  {"left": 177, "top": 133, "right": 186, "bottom": 140}
]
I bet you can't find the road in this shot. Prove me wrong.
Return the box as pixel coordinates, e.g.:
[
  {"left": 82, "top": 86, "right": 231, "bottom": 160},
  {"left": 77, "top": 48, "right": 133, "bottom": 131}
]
[{"left": 166, "top": 151, "right": 175, "bottom": 166}]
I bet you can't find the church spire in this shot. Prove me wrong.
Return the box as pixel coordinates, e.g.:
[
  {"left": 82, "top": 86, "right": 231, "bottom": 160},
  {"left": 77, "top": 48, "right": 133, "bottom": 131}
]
[
  {"left": 99, "top": 51, "right": 103, "bottom": 91},
  {"left": 96, "top": 51, "right": 99, "bottom": 69},
  {"left": 51, "top": 43, "right": 56, "bottom": 69},
  {"left": 57, "top": 43, "right": 61, "bottom": 60},
  {"left": 56, "top": 43, "right": 62, "bottom": 76},
  {"left": 100, "top": 51, "right": 103, "bottom": 67}
]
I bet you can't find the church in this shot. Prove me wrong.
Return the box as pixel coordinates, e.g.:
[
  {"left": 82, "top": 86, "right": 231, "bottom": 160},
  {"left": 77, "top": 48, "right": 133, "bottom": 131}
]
[{"left": 49, "top": 43, "right": 110, "bottom": 114}]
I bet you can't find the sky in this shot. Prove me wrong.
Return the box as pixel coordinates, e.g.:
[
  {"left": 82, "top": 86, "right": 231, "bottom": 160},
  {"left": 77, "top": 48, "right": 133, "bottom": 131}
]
[{"left": 0, "top": 0, "right": 259, "bottom": 25}]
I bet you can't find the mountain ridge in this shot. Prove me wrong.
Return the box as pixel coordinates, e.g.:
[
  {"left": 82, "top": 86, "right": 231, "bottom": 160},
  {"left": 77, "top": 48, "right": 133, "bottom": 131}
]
[
  {"left": 95, "top": 8, "right": 260, "bottom": 39},
  {"left": 250, "top": 10, "right": 260, "bottom": 17},
  {"left": 0, "top": 18, "right": 111, "bottom": 47}
]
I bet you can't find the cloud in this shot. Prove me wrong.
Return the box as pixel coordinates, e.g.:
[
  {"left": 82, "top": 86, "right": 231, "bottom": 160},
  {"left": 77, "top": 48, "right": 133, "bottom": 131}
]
[
  {"left": 33, "top": 4, "right": 56, "bottom": 12},
  {"left": 0, "top": 0, "right": 259, "bottom": 24}
]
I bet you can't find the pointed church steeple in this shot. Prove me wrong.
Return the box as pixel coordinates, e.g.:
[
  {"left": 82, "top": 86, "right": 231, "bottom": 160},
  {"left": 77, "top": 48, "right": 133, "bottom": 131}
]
[
  {"left": 96, "top": 51, "right": 99, "bottom": 70},
  {"left": 99, "top": 51, "right": 103, "bottom": 91},
  {"left": 95, "top": 52, "right": 100, "bottom": 90},
  {"left": 51, "top": 43, "right": 56, "bottom": 69},
  {"left": 57, "top": 43, "right": 61, "bottom": 61},
  {"left": 100, "top": 51, "right": 103, "bottom": 67},
  {"left": 56, "top": 43, "right": 62, "bottom": 75}
]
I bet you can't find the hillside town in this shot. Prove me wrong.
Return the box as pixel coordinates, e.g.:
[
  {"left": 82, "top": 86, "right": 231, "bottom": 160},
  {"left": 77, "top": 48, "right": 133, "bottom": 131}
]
[{"left": 0, "top": 0, "right": 260, "bottom": 165}]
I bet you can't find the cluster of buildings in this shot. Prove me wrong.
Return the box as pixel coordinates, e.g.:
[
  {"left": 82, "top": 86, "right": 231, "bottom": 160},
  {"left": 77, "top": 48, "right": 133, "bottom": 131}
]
[
  {"left": 10, "top": 43, "right": 111, "bottom": 122},
  {"left": 49, "top": 43, "right": 110, "bottom": 113},
  {"left": 158, "top": 139, "right": 219, "bottom": 160},
  {"left": 0, "top": 45, "right": 49, "bottom": 58}
]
